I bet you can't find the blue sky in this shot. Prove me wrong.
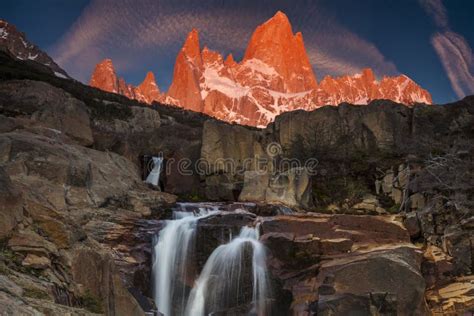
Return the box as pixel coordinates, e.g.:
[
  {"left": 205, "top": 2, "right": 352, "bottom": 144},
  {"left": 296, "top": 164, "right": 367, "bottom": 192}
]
[{"left": 2, "top": 0, "right": 473, "bottom": 103}]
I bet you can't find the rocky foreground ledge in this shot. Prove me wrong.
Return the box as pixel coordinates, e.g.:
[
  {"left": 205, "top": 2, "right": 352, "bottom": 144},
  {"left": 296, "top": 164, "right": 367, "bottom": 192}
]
[{"left": 0, "top": 53, "right": 472, "bottom": 315}]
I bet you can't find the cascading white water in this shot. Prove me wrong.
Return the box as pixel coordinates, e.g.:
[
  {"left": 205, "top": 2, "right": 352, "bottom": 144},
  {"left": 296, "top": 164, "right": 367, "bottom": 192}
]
[
  {"left": 145, "top": 156, "right": 163, "bottom": 187},
  {"left": 152, "top": 208, "right": 213, "bottom": 316},
  {"left": 185, "top": 225, "right": 270, "bottom": 316},
  {"left": 153, "top": 203, "right": 271, "bottom": 315}
]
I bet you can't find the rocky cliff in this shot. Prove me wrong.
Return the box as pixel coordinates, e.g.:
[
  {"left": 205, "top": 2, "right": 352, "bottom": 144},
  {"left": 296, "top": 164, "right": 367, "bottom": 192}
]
[
  {"left": 90, "top": 11, "right": 432, "bottom": 127},
  {"left": 0, "top": 50, "right": 472, "bottom": 315}
]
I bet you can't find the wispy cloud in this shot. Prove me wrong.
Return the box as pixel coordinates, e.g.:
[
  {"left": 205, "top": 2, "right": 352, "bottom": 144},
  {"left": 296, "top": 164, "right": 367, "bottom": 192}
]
[
  {"left": 303, "top": 15, "right": 398, "bottom": 79},
  {"left": 418, "top": 0, "right": 448, "bottom": 28},
  {"left": 53, "top": 0, "right": 398, "bottom": 85},
  {"left": 419, "top": 0, "right": 474, "bottom": 98},
  {"left": 432, "top": 32, "right": 474, "bottom": 98}
]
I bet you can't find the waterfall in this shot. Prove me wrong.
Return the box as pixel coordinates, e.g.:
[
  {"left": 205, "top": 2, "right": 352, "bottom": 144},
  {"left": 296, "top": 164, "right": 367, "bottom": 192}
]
[
  {"left": 145, "top": 156, "right": 163, "bottom": 186},
  {"left": 152, "top": 208, "right": 213, "bottom": 316},
  {"left": 185, "top": 225, "right": 270, "bottom": 316}
]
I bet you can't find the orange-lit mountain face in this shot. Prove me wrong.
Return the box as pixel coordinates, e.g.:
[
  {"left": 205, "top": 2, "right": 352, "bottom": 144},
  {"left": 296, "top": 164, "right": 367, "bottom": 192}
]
[
  {"left": 90, "top": 59, "right": 164, "bottom": 104},
  {"left": 89, "top": 11, "right": 432, "bottom": 127}
]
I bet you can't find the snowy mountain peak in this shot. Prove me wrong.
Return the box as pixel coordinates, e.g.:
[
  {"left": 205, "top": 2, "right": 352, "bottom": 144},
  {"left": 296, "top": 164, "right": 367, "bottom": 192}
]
[
  {"left": 90, "top": 59, "right": 119, "bottom": 93},
  {"left": 243, "top": 11, "right": 318, "bottom": 92},
  {"left": 136, "top": 71, "right": 162, "bottom": 103},
  {"left": 143, "top": 71, "right": 157, "bottom": 85},
  {"left": 224, "top": 54, "right": 237, "bottom": 68},
  {"left": 88, "top": 11, "right": 433, "bottom": 127},
  {"left": 0, "top": 19, "right": 69, "bottom": 78},
  {"left": 182, "top": 28, "right": 202, "bottom": 66}
]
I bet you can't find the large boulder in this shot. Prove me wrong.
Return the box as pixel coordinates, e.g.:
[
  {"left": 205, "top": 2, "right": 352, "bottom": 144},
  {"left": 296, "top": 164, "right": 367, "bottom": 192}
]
[
  {"left": 94, "top": 102, "right": 161, "bottom": 134},
  {"left": 239, "top": 167, "right": 313, "bottom": 209},
  {"left": 315, "top": 247, "right": 427, "bottom": 315},
  {"left": 8, "top": 228, "right": 59, "bottom": 257},
  {"left": 259, "top": 214, "right": 424, "bottom": 314},
  {"left": 238, "top": 171, "right": 270, "bottom": 203},
  {"left": 273, "top": 102, "right": 412, "bottom": 156},
  {"left": 0, "top": 80, "right": 93, "bottom": 146},
  {"left": 71, "top": 245, "right": 144, "bottom": 316},
  {"left": 0, "top": 131, "right": 141, "bottom": 209},
  {"left": 201, "top": 120, "right": 267, "bottom": 200},
  {"left": 272, "top": 101, "right": 474, "bottom": 158}
]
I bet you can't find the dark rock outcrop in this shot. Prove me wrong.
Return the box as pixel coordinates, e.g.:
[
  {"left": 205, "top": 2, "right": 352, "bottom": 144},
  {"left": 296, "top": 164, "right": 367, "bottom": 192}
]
[
  {"left": 201, "top": 120, "right": 267, "bottom": 200},
  {"left": 258, "top": 214, "right": 427, "bottom": 314},
  {"left": 0, "top": 80, "right": 93, "bottom": 146}
]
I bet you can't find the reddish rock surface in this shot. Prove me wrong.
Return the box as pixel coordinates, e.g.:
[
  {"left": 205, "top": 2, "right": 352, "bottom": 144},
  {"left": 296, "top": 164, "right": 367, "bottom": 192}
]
[
  {"left": 90, "top": 59, "right": 164, "bottom": 104},
  {"left": 166, "top": 29, "right": 203, "bottom": 112},
  {"left": 243, "top": 11, "right": 318, "bottom": 92},
  {"left": 89, "top": 11, "right": 432, "bottom": 127},
  {"left": 135, "top": 71, "right": 162, "bottom": 104}
]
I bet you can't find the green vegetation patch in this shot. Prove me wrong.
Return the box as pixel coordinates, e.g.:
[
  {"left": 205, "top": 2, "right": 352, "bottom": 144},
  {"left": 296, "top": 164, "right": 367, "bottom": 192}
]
[
  {"left": 80, "top": 289, "right": 104, "bottom": 314},
  {"left": 24, "top": 287, "right": 50, "bottom": 300}
]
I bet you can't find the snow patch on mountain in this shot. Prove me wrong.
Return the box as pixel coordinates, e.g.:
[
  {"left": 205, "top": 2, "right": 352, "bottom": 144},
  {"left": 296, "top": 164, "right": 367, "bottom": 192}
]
[
  {"left": 0, "top": 19, "right": 69, "bottom": 78},
  {"left": 201, "top": 67, "right": 249, "bottom": 99}
]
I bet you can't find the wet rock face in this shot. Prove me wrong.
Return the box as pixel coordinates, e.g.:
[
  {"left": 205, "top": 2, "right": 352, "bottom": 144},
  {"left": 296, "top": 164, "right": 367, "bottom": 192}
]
[
  {"left": 256, "top": 214, "right": 427, "bottom": 314},
  {"left": 315, "top": 247, "right": 426, "bottom": 315},
  {"left": 169, "top": 210, "right": 427, "bottom": 315},
  {"left": 195, "top": 212, "right": 257, "bottom": 270},
  {"left": 89, "top": 100, "right": 204, "bottom": 197}
]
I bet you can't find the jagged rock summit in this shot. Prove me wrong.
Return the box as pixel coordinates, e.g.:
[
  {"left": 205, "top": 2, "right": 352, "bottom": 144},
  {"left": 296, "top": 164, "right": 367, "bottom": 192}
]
[
  {"left": 0, "top": 19, "right": 69, "bottom": 78},
  {"left": 243, "top": 10, "right": 318, "bottom": 92},
  {"left": 89, "top": 59, "right": 164, "bottom": 104},
  {"left": 166, "top": 28, "right": 203, "bottom": 111},
  {"left": 90, "top": 11, "right": 432, "bottom": 127}
]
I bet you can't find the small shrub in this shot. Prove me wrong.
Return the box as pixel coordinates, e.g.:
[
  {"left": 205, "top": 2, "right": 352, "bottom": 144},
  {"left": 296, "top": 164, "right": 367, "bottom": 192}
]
[
  {"left": 177, "top": 192, "right": 206, "bottom": 202},
  {"left": 24, "top": 287, "right": 50, "bottom": 300},
  {"left": 80, "top": 290, "right": 104, "bottom": 314},
  {"left": 0, "top": 262, "right": 10, "bottom": 275},
  {"left": 388, "top": 203, "right": 401, "bottom": 214}
]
